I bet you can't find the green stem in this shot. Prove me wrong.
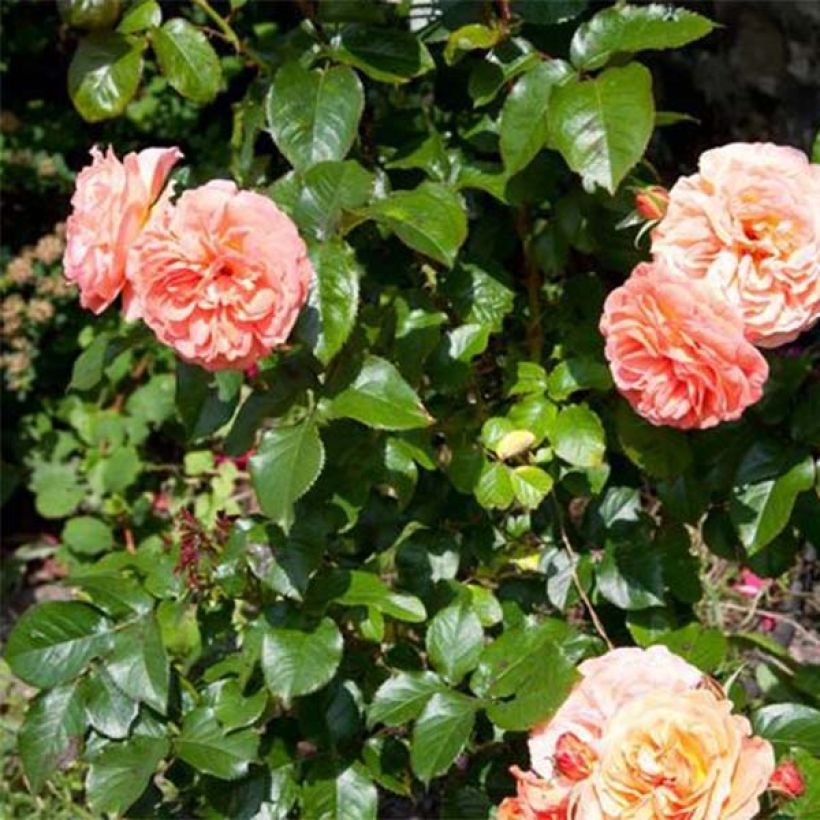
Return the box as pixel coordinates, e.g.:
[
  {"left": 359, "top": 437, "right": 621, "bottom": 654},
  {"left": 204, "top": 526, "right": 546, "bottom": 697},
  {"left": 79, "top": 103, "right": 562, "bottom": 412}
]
[
  {"left": 516, "top": 208, "right": 544, "bottom": 362},
  {"left": 191, "top": 0, "right": 242, "bottom": 54}
]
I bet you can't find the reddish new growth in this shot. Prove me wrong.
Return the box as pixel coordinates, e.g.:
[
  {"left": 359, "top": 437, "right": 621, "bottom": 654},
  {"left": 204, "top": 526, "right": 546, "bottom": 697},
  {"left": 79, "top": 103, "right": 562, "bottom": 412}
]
[{"left": 175, "top": 509, "right": 232, "bottom": 589}]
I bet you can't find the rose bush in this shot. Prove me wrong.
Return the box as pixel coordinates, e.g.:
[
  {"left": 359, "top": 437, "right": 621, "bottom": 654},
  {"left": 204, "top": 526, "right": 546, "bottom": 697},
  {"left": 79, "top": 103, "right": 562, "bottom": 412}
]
[{"left": 2, "top": 1, "right": 819, "bottom": 819}]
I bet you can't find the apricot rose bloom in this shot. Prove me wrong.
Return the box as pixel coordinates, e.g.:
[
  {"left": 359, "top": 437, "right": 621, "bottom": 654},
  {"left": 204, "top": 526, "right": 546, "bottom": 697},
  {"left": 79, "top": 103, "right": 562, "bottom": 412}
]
[
  {"left": 599, "top": 261, "right": 768, "bottom": 430},
  {"left": 501, "top": 647, "right": 775, "bottom": 819},
  {"left": 63, "top": 145, "right": 181, "bottom": 314},
  {"left": 127, "top": 180, "right": 313, "bottom": 371},
  {"left": 652, "top": 143, "right": 820, "bottom": 347},
  {"left": 574, "top": 689, "right": 775, "bottom": 819},
  {"left": 528, "top": 646, "right": 703, "bottom": 782}
]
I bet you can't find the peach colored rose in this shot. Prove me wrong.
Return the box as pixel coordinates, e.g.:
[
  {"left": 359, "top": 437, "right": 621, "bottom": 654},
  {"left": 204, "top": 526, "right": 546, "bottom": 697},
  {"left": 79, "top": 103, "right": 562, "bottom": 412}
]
[
  {"left": 599, "top": 260, "right": 769, "bottom": 430},
  {"left": 127, "top": 180, "right": 313, "bottom": 371},
  {"left": 572, "top": 689, "right": 775, "bottom": 820},
  {"left": 529, "top": 647, "right": 703, "bottom": 782},
  {"left": 63, "top": 145, "right": 181, "bottom": 314},
  {"left": 652, "top": 143, "right": 820, "bottom": 347}
]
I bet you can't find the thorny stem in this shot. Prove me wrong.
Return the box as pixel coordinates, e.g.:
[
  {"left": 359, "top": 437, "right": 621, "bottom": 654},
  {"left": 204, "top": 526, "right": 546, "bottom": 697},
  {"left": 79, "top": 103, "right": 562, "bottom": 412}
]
[
  {"left": 552, "top": 498, "right": 614, "bottom": 650},
  {"left": 191, "top": 0, "right": 242, "bottom": 54}
]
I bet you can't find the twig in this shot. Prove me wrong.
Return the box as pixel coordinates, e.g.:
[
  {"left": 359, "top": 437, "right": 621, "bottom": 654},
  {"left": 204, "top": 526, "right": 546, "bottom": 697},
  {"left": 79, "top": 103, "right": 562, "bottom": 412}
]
[
  {"left": 552, "top": 498, "right": 613, "bottom": 650},
  {"left": 721, "top": 602, "right": 820, "bottom": 648},
  {"left": 191, "top": 0, "right": 242, "bottom": 54},
  {"left": 516, "top": 208, "right": 544, "bottom": 362}
]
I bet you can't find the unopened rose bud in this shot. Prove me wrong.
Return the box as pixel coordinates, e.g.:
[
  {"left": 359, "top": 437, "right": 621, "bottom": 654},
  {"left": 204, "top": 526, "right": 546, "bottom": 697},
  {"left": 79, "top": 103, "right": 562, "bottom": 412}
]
[
  {"left": 635, "top": 185, "right": 669, "bottom": 222},
  {"left": 554, "top": 732, "right": 595, "bottom": 781},
  {"left": 769, "top": 760, "right": 805, "bottom": 799}
]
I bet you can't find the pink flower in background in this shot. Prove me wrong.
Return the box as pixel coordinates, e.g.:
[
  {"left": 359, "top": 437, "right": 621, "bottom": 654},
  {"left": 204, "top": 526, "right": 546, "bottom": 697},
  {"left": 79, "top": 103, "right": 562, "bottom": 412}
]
[
  {"left": 600, "top": 260, "right": 769, "bottom": 429},
  {"left": 735, "top": 568, "right": 768, "bottom": 598},
  {"left": 127, "top": 180, "right": 313, "bottom": 371},
  {"left": 652, "top": 143, "right": 820, "bottom": 347},
  {"left": 63, "top": 145, "right": 181, "bottom": 314}
]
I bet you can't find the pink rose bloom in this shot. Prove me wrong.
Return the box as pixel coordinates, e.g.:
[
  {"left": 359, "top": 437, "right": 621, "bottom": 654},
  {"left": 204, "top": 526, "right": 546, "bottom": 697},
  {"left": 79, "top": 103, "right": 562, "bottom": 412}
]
[
  {"left": 127, "top": 180, "right": 313, "bottom": 371},
  {"left": 63, "top": 145, "right": 182, "bottom": 314},
  {"left": 652, "top": 143, "right": 820, "bottom": 347},
  {"left": 599, "top": 260, "right": 769, "bottom": 429}
]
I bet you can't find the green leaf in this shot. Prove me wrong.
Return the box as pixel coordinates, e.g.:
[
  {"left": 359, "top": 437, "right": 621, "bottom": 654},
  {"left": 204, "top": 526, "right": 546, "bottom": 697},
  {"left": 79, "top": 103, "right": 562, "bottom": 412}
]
[
  {"left": 331, "top": 570, "right": 427, "bottom": 622},
  {"left": 367, "top": 671, "right": 446, "bottom": 728},
  {"left": 443, "top": 262, "right": 514, "bottom": 333},
  {"left": 262, "top": 617, "right": 343, "bottom": 702},
  {"left": 250, "top": 419, "right": 325, "bottom": 526},
  {"left": 151, "top": 17, "right": 222, "bottom": 103},
  {"left": 6, "top": 601, "right": 112, "bottom": 688},
  {"left": 293, "top": 161, "right": 374, "bottom": 238},
  {"left": 470, "top": 620, "right": 578, "bottom": 730},
  {"left": 510, "top": 466, "right": 554, "bottom": 509},
  {"left": 615, "top": 402, "right": 692, "bottom": 479},
  {"left": 426, "top": 604, "right": 484, "bottom": 686},
  {"left": 61, "top": 516, "right": 114, "bottom": 556},
  {"left": 500, "top": 61, "right": 572, "bottom": 175},
  {"left": 329, "top": 355, "right": 433, "bottom": 430},
  {"left": 444, "top": 24, "right": 502, "bottom": 66},
  {"left": 411, "top": 691, "right": 477, "bottom": 783},
  {"left": 59, "top": 0, "right": 122, "bottom": 29},
  {"left": 571, "top": 4, "right": 715, "bottom": 71},
  {"left": 105, "top": 615, "right": 170, "bottom": 715},
  {"left": 70, "top": 332, "right": 112, "bottom": 391},
  {"left": 547, "top": 62, "right": 655, "bottom": 193},
  {"left": 81, "top": 667, "right": 139, "bottom": 740},
  {"left": 597, "top": 537, "right": 665, "bottom": 610},
  {"left": 266, "top": 63, "right": 364, "bottom": 170},
  {"left": 300, "top": 239, "right": 362, "bottom": 364},
  {"left": 175, "top": 708, "right": 259, "bottom": 780},
  {"left": 753, "top": 703, "right": 820, "bottom": 755},
  {"left": 176, "top": 360, "right": 240, "bottom": 441},
  {"left": 68, "top": 32, "right": 144, "bottom": 122},
  {"left": 69, "top": 572, "right": 154, "bottom": 619},
  {"left": 514, "top": 0, "right": 587, "bottom": 26},
  {"left": 18, "top": 682, "right": 85, "bottom": 793},
  {"left": 485, "top": 658, "right": 576, "bottom": 731},
  {"left": 730, "top": 455, "right": 814, "bottom": 554},
  {"left": 86, "top": 735, "right": 169, "bottom": 815},
  {"left": 156, "top": 600, "right": 202, "bottom": 669},
  {"left": 547, "top": 357, "right": 612, "bottom": 401},
  {"left": 302, "top": 764, "right": 378, "bottom": 820},
  {"left": 654, "top": 623, "right": 727, "bottom": 673},
  {"left": 117, "top": 0, "right": 161, "bottom": 34},
  {"left": 367, "top": 182, "right": 468, "bottom": 267},
  {"left": 552, "top": 404, "right": 606, "bottom": 467},
  {"left": 210, "top": 680, "right": 268, "bottom": 730},
  {"left": 31, "top": 463, "right": 84, "bottom": 519},
  {"left": 333, "top": 25, "right": 434, "bottom": 83},
  {"left": 475, "top": 461, "right": 514, "bottom": 510}
]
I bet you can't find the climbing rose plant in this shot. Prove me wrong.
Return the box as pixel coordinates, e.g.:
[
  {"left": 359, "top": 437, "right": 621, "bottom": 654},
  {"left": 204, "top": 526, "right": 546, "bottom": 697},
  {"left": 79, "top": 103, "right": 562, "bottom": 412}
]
[{"left": 6, "top": 1, "right": 819, "bottom": 817}]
